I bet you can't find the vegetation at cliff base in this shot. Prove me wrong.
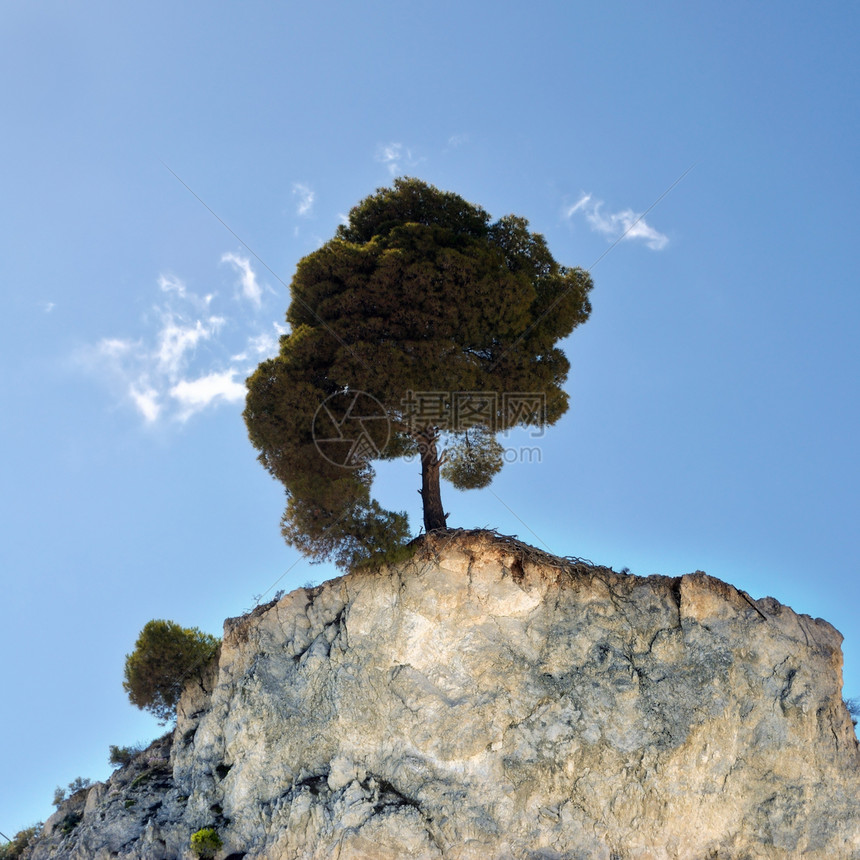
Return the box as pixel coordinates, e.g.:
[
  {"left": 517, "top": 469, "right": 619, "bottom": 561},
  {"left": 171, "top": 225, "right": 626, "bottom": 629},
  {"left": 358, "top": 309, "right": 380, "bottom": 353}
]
[
  {"left": 123, "top": 620, "right": 219, "bottom": 723},
  {"left": 244, "top": 177, "right": 592, "bottom": 569},
  {"left": 0, "top": 825, "right": 42, "bottom": 860},
  {"left": 190, "top": 827, "right": 223, "bottom": 858}
]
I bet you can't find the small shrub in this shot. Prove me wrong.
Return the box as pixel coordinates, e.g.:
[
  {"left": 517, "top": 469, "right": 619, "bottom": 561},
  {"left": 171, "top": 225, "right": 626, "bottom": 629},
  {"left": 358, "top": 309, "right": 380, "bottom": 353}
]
[
  {"left": 190, "top": 827, "right": 223, "bottom": 859},
  {"left": 53, "top": 776, "right": 91, "bottom": 806},
  {"left": 846, "top": 697, "right": 860, "bottom": 727},
  {"left": 0, "top": 824, "right": 42, "bottom": 860},
  {"left": 59, "top": 812, "right": 82, "bottom": 835},
  {"left": 130, "top": 770, "right": 153, "bottom": 789},
  {"left": 67, "top": 776, "right": 91, "bottom": 795},
  {"left": 109, "top": 743, "right": 145, "bottom": 768}
]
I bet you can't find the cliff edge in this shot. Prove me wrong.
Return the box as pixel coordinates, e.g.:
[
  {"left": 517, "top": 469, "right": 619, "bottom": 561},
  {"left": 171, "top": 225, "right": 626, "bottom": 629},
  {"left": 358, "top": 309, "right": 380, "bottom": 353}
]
[{"left": 31, "top": 531, "right": 860, "bottom": 859}]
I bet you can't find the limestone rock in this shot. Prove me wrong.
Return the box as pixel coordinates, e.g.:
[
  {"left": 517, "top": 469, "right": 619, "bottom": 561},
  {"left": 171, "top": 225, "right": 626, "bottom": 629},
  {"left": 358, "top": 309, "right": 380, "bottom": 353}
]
[{"left": 26, "top": 531, "right": 860, "bottom": 859}]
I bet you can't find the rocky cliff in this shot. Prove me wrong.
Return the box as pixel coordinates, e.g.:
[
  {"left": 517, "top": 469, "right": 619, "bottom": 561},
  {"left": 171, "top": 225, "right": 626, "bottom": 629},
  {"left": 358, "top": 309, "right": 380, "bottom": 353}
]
[{"left": 30, "top": 531, "right": 860, "bottom": 859}]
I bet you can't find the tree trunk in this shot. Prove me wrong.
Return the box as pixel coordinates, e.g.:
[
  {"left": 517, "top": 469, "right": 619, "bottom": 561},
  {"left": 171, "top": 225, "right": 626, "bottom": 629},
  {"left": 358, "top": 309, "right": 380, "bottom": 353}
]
[{"left": 419, "top": 432, "right": 448, "bottom": 532}]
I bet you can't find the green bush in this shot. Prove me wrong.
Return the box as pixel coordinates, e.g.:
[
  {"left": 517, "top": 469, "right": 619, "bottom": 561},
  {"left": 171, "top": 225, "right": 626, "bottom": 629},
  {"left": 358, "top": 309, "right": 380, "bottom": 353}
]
[
  {"left": 0, "top": 824, "right": 42, "bottom": 860},
  {"left": 190, "top": 827, "right": 223, "bottom": 858},
  {"left": 123, "top": 620, "right": 219, "bottom": 723},
  {"left": 109, "top": 743, "right": 145, "bottom": 768},
  {"left": 59, "top": 812, "right": 82, "bottom": 835},
  {"left": 67, "top": 776, "right": 91, "bottom": 795},
  {"left": 51, "top": 777, "right": 91, "bottom": 808}
]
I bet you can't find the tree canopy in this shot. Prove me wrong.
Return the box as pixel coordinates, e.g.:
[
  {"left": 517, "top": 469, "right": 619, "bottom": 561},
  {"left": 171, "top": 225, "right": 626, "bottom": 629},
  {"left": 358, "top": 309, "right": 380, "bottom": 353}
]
[
  {"left": 244, "top": 177, "right": 592, "bottom": 569},
  {"left": 122, "top": 620, "right": 219, "bottom": 723}
]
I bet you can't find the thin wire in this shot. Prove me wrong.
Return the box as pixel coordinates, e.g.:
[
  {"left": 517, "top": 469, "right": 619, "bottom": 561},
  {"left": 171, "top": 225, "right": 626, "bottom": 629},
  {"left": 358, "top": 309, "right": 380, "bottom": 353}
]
[
  {"left": 249, "top": 501, "right": 357, "bottom": 607},
  {"left": 488, "top": 489, "right": 553, "bottom": 553},
  {"left": 160, "top": 161, "right": 373, "bottom": 375},
  {"left": 587, "top": 163, "right": 697, "bottom": 271},
  {"left": 478, "top": 169, "right": 698, "bottom": 549},
  {"left": 158, "top": 167, "right": 478, "bottom": 611}
]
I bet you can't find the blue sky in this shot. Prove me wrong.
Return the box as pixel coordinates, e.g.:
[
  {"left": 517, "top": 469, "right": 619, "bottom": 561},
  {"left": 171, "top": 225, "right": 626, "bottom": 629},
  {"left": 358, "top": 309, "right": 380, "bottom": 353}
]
[{"left": 2, "top": 1, "right": 859, "bottom": 835}]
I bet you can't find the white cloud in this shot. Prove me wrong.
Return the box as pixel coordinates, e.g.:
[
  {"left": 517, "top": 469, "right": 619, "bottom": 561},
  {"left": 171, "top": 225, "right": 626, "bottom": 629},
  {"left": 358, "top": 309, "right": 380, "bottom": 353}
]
[
  {"left": 377, "top": 142, "right": 402, "bottom": 174},
  {"left": 42, "top": 301, "right": 56, "bottom": 313},
  {"left": 169, "top": 370, "right": 246, "bottom": 421},
  {"left": 130, "top": 384, "right": 161, "bottom": 423},
  {"left": 156, "top": 315, "right": 224, "bottom": 378},
  {"left": 292, "top": 183, "right": 315, "bottom": 217},
  {"left": 80, "top": 261, "right": 286, "bottom": 426},
  {"left": 565, "top": 193, "right": 668, "bottom": 251},
  {"left": 231, "top": 327, "right": 283, "bottom": 363},
  {"left": 375, "top": 142, "right": 422, "bottom": 176},
  {"left": 564, "top": 193, "right": 592, "bottom": 218},
  {"left": 98, "top": 337, "right": 134, "bottom": 357},
  {"left": 158, "top": 273, "right": 187, "bottom": 298},
  {"left": 221, "top": 252, "right": 263, "bottom": 308},
  {"left": 587, "top": 205, "right": 668, "bottom": 251},
  {"left": 446, "top": 133, "right": 470, "bottom": 149},
  {"left": 247, "top": 331, "right": 277, "bottom": 356}
]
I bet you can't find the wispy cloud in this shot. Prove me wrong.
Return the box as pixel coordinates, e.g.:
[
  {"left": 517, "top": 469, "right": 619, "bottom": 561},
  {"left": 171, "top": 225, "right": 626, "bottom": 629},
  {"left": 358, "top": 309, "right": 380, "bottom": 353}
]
[
  {"left": 130, "top": 383, "right": 161, "bottom": 423},
  {"left": 565, "top": 192, "right": 669, "bottom": 251},
  {"left": 79, "top": 260, "right": 286, "bottom": 425},
  {"left": 155, "top": 314, "right": 224, "bottom": 377},
  {"left": 230, "top": 325, "right": 286, "bottom": 363},
  {"left": 564, "top": 193, "right": 592, "bottom": 218},
  {"left": 169, "top": 370, "right": 246, "bottom": 421},
  {"left": 158, "top": 273, "right": 187, "bottom": 298},
  {"left": 375, "top": 142, "right": 422, "bottom": 176},
  {"left": 292, "top": 183, "right": 315, "bottom": 217},
  {"left": 221, "top": 252, "right": 263, "bottom": 308}
]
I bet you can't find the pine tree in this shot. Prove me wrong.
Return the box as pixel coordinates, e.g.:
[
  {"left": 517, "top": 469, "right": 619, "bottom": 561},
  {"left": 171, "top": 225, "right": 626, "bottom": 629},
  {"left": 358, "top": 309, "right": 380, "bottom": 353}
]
[
  {"left": 123, "top": 620, "right": 219, "bottom": 722},
  {"left": 244, "top": 178, "right": 592, "bottom": 568}
]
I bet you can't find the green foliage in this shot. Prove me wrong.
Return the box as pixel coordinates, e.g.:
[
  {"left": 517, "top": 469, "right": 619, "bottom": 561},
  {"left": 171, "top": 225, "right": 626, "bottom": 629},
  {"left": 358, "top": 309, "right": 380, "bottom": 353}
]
[
  {"left": 67, "top": 776, "right": 91, "bottom": 795},
  {"left": 109, "top": 743, "right": 145, "bottom": 768},
  {"left": 245, "top": 177, "right": 592, "bottom": 568},
  {"left": 441, "top": 428, "right": 505, "bottom": 490},
  {"left": 52, "top": 776, "right": 91, "bottom": 808},
  {"left": 351, "top": 537, "right": 418, "bottom": 571},
  {"left": 59, "top": 812, "right": 82, "bottom": 835},
  {"left": 123, "top": 620, "right": 220, "bottom": 723},
  {"left": 0, "top": 824, "right": 42, "bottom": 859},
  {"left": 190, "top": 827, "right": 223, "bottom": 858},
  {"left": 130, "top": 771, "right": 153, "bottom": 789}
]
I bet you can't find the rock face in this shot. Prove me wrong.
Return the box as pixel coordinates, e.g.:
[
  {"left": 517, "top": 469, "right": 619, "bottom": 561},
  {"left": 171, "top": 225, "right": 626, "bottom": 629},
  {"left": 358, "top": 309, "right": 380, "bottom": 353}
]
[{"left": 29, "top": 532, "right": 860, "bottom": 859}]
